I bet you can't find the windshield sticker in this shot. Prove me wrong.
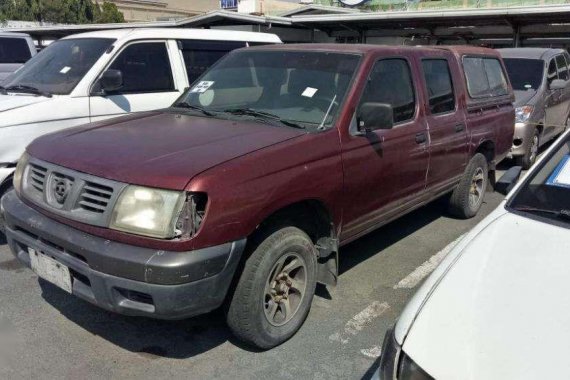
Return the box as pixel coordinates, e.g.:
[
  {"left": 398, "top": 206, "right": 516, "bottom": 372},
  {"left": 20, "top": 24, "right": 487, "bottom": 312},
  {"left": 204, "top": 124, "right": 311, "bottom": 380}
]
[
  {"left": 547, "top": 155, "right": 570, "bottom": 188},
  {"left": 191, "top": 81, "right": 215, "bottom": 93},
  {"left": 60, "top": 66, "right": 71, "bottom": 74},
  {"left": 302, "top": 87, "right": 318, "bottom": 98}
]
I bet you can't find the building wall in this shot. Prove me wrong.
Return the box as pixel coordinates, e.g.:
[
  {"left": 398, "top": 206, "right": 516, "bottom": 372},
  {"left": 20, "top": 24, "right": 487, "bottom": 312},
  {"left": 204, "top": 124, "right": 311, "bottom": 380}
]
[
  {"left": 105, "top": 0, "right": 221, "bottom": 22},
  {"left": 238, "top": 0, "right": 301, "bottom": 15}
]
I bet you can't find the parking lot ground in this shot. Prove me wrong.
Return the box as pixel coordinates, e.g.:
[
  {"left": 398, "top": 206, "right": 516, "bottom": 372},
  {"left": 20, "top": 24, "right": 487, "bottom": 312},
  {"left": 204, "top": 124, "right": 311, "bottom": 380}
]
[{"left": 0, "top": 191, "right": 504, "bottom": 380}]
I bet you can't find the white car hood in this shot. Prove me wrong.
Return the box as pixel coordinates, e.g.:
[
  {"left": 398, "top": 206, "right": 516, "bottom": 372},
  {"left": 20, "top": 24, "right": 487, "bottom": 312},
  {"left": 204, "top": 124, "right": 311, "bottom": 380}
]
[
  {"left": 0, "top": 93, "right": 51, "bottom": 117},
  {"left": 402, "top": 210, "right": 570, "bottom": 379}
]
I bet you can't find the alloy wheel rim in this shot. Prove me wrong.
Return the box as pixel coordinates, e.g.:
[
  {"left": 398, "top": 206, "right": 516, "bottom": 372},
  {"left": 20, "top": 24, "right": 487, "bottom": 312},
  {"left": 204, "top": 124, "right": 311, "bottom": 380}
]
[
  {"left": 469, "top": 167, "right": 485, "bottom": 209},
  {"left": 263, "top": 253, "right": 307, "bottom": 327}
]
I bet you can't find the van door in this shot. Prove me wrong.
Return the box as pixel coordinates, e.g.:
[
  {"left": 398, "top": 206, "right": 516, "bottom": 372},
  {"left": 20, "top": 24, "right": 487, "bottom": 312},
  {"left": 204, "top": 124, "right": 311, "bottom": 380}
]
[
  {"left": 421, "top": 56, "right": 467, "bottom": 191},
  {"left": 545, "top": 57, "right": 563, "bottom": 138},
  {"left": 548, "top": 54, "right": 570, "bottom": 137},
  {"left": 340, "top": 56, "right": 429, "bottom": 240},
  {"left": 89, "top": 41, "right": 182, "bottom": 122}
]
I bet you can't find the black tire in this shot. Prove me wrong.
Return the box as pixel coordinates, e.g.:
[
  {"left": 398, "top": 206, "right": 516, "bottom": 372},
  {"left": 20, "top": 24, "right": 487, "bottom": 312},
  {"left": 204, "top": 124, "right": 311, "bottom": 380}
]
[
  {"left": 448, "top": 153, "right": 488, "bottom": 219},
  {"left": 516, "top": 129, "right": 539, "bottom": 170},
  {"left": 226, "top": 226, "right": 317, "bottom": 349},
  {"left": 0, "top": 185, "right": 13, "bottom": 235}
]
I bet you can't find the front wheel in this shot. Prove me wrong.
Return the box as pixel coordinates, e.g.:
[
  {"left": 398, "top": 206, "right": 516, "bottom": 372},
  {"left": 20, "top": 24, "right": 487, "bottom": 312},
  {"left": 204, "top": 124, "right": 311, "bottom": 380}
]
[
  {"left": 226, "top": 226, "right": 317, "bottom": 349},
  {"left": 448, "top": 153, "right": 488, "bottom": 219},
  {"left": 0, "top": 185, "right": 13, "bottom": 235},
  {"left": 516, "top": 129, "right": 539, "bottom": 170}
]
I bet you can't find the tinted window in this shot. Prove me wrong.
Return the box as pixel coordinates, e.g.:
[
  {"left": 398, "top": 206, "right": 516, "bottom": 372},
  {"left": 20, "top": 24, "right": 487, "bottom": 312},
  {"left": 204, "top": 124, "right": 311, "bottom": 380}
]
[
  {"left": 556, "top": 54, "right": 569, "bottom": 81},
  {"left": 422, "top": 59, "right": 455, "bottom": 114},
  {"left": 503, "top": 58, "right": 544, "bottom": 91},
  {"left": 547, "top": 59, "right": 558, "bottom": 86},
  {"left": 360, "top": 59, "right": 415, "bottom": 124},
  {"left": 0, "top": 37, "right": 32, "bottom": 64},
  {"left": 109, "top": 42, "right": 174, "bottom": 94},
  {"left": 3, "top": 38, "right": 114, "bottom": 95},
  {"left": 463, "top": 57, "right": 509, "bottom": 98},
  {"left": 179, "top": 40, "right": 245, "bottom": 85}
]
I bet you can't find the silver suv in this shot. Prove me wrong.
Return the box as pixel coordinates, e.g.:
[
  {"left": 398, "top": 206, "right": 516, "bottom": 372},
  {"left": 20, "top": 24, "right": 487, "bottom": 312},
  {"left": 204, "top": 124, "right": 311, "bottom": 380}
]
[{"left": 499, "top": 48, "right": 570, "bottom": 169}]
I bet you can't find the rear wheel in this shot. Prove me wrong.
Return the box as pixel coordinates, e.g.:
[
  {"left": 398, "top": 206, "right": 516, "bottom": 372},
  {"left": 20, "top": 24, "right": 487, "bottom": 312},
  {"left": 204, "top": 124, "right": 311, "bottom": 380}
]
[
  {"left": 516, "top": 129, "right": 539, "bottom": 170},
  {"left": 448, "top": 153, "right": 488, "bottom": 219},
  {"left": 226, "top": 226, "right": 317, "bottom": 349}
]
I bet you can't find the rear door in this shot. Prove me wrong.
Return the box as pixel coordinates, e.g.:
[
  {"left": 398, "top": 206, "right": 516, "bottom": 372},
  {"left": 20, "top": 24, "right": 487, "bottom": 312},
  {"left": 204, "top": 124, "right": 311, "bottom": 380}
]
[
  {"left": 340, "top": 54, "right": 429, "bottom": 240},
  {"left": 89, "top": 40, "right": 182, "bottom": 122},
  {"left": 420, "top": 54, "right": 468, "bottom": 191}
]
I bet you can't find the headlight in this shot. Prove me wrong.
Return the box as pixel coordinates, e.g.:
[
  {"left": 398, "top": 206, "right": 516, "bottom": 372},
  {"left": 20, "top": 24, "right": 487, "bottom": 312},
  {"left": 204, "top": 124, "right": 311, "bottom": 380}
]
[
  {"left": 110, "top": 185, "right": 185, "bottom": 239},
  {"left": 515, "top": 105, "right": 533, "bottom": 123},
  {"left": 376, "top": 327, "right": 433, "bottom": 380},
  {"left": 12, "top": 152, "right": 29, "bottom": 194}
]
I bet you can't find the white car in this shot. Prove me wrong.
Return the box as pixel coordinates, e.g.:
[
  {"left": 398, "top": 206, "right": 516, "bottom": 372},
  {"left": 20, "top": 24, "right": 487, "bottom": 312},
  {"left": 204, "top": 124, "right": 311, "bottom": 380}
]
[
  {"left": 0, "top": 28, "right": 281, "bottom": 198},
  {"left": 0, "top": 32, "right": 36, "bottom": 82},
  {"left": 374, "top": 130, "right": 570, "bottom": 379}
]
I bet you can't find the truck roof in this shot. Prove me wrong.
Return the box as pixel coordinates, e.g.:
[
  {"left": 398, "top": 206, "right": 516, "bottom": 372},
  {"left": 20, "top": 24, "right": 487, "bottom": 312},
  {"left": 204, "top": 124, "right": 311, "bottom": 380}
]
[
  {"left": 0, "top": 32, "right": 32, "bottom": 38},
  {"left": 497, "top": 47, "right": 566, "bottom": 60},
  {"left": 62, "top": 28, "right": 282, "bottom": 44}
]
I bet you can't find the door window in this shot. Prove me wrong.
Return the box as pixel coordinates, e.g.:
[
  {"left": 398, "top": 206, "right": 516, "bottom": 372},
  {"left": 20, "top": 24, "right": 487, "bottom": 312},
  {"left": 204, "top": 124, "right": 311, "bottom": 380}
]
[
  {"left": 555, "top": 54, "right": 569, "bottom": 81},
  {"left": 108, "top": 42, "right": 174, "bottom": 94},
  {"left": 422, "top": 59, "right": 455, "bottom": 114},
  {"left": 463, "top": 57, "right": 509, "bottom": 98},
  {"left": 359, "top": 58, "right": 415, "bottom": 124},
  {"left": 547, "top": 59, "right": 558, "bottom": 86},
  {"left": 0, "top": 38, "right": 32, "bottom": 63}
]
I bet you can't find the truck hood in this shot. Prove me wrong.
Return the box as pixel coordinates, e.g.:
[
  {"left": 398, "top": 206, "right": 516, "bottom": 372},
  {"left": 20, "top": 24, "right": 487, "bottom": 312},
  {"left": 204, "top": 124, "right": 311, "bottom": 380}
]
[
  {"left": 0, "top": 94, "right": 64, "bottom": 128},
  {"left": 401, "top": 211, "right": 570, "bottom": 379},
  {"left": 513, "top": 89, "right": 538, "bottom": 107},
  {"left": 27, "top": 111, "right": 306, "bottom": 190},
  {"left": 0, "top": 93, "right": 51, "bottom": 114}
]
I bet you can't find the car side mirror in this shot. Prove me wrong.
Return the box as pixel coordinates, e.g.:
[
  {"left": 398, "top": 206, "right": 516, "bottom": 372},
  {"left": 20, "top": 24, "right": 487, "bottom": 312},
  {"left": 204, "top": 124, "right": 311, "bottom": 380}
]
[
  {"left": 100, "top": 69, "right": 123, "bottom": 94},
  {"left": 357, "top": 102, "right": 393, "bottom": 134},
  {"left": 496, "top": 166, "right": 522, "bottom": 195},
  {"left": 549, "top": 78, "right": 566, "bottom": 91}
]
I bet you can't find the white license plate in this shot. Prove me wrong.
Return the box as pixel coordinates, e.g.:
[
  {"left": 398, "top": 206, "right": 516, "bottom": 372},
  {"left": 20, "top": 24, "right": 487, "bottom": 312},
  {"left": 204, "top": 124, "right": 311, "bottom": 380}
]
[{"left": 29, "top": 248, "right": 72, "bottom": 294}]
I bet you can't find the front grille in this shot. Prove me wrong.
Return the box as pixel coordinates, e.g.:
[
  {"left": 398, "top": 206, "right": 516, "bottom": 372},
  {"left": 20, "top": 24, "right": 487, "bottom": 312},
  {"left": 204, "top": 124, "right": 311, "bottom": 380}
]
[
  {"left": 22, "top": 157, "right": 126, "bottom": 227},
  {"left": 79, "top": 182, "right": 114, "bottom": 214},
  {"left": 29, "top": 164, "right": 47, "bottom": 193}
]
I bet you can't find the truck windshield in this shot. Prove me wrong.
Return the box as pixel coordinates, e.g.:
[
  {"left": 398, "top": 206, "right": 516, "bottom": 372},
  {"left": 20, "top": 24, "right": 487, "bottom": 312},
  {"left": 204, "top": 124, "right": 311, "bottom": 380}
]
[
  {"left": 174, "top": 50, "right": 361, "bottom": 129},
  {"left": 3, "top": 38, "right": 114, "bottom": 95},
  {"left": 503, "top": 58, "right": 544, "bottom": 91},
  {"left": 509, "top": 134, "right": 570, "bottom": 226}
]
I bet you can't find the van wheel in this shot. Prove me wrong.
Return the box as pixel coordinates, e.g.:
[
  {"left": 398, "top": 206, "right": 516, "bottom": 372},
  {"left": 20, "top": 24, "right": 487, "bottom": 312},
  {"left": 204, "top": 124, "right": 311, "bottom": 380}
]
[
  {"left": 227, "top": 226, "right": 317, "bottom": 349},
  {"left": 516, "top": 129, "right": 539, "bottom": 170},
  {"left": 448, "top": 153, "right": 488, "bottom": 219}
]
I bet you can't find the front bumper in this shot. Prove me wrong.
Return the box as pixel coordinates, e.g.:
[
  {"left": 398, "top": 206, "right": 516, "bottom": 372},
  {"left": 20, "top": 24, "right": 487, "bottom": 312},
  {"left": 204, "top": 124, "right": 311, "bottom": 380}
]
[
  {"left": 1, "top": 191, "right": 246, "bottom": 319},
  {"left": 508, "top": 121, "right": 535, "bottom": 158}
]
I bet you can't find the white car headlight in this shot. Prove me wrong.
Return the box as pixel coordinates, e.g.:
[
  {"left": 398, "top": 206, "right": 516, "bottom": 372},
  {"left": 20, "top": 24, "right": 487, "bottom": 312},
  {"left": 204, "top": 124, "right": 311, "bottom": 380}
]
[
  {"left": 12, "top": 152, "right": 29, "bottom": 194},
  {"left": 515, "top": 105, "right": 533, "bottom": 123},
  {"left": 110, "top": 185, "right": 185, "bottom": 239}
]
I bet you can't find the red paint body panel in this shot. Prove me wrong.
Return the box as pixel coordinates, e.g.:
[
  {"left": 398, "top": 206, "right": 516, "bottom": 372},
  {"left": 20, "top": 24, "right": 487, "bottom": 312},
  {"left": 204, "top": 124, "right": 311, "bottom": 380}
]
[{"left": 24, "top": 44, "right": 515, "bottom": 252}]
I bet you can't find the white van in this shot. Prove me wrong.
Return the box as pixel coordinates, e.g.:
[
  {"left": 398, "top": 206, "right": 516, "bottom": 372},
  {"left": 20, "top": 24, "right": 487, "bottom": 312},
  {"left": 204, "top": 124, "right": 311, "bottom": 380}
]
[
  {"left": 0, "top": 28, "right": 281, "bottom": 196},
  {"left": 0, "top": 32, "right": 36, "bottom": 81}
]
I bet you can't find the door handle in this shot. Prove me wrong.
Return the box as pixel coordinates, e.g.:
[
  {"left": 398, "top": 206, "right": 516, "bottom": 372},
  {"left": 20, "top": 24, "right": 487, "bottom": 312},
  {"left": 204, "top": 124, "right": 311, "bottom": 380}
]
[
  {"left": 415, "top": 132, "right": 427, "bottom": 144},
  {"left": 455, "top": 123, "right": 465, "bottom": 132}
]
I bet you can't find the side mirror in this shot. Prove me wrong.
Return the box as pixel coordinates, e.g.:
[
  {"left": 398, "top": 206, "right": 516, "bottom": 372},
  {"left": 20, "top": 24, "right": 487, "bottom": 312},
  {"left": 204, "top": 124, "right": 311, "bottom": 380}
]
[
  {"left": 496, "top": 166, "right": 522, "bottom": 195},
  {"left": 100, "top": 69, "right": 123, "bottom": 94},
  {"left": 549, "top": 78, "right": 566, "bottom": 91},
  {"left": 357, "top": 102, "right": 393, "bottom": 134}
]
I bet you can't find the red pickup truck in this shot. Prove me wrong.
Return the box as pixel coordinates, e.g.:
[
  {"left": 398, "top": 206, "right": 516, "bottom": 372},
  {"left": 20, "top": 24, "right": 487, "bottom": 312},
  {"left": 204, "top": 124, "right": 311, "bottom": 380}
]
[{"left": 2, "top": 44, "right": 514, "bottom": 349}]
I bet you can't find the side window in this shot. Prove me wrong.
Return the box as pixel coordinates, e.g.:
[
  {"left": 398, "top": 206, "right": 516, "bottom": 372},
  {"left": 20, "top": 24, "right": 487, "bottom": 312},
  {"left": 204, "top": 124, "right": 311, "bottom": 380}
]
[
  {"left": 463, "top": 57, "right": 508, "bottom": 98},
  {"left": 359, "top": 58, "right": 415, "bottom": 124},
  {"left": 422, "top": 59, "right": 455, "bottom": 114},
  {"left": 109, "top": 42, "right": 174, "bottom": 94},
  {"left": 547, "top": 59, "right": 558, "bottom": 86},
  {"left": 0, "top": 38, "right": 32, "bottom": 64},
  {"left": 179, "top": 40, "right": 246, "bottom": 85},
  {"left": 555, "top": 54, "right": 569, "bottom": 81}
]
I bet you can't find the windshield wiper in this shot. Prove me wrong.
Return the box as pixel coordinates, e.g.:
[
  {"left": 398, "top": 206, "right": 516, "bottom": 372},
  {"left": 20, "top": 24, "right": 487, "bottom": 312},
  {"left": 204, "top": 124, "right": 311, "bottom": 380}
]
[
  {"left": 6, "top": 85, "right": 52, "bottom": 98},
  {"left": 513, "top": 206, "right": 570, "bottom": 221},
  {"left": 172, "top": 101, "right": 216, "bottom": 116},
  {"left": 222, "top": 108, "right": 305, "bottom": 130}
]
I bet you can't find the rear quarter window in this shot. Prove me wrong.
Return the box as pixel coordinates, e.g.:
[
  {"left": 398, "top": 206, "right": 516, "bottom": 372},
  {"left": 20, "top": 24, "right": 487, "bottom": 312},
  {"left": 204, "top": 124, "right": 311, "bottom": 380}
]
[
  {"left": 463, "top": 56, "right": 509, "bottom": 99},
  {"left": 0, "top": 37, "right": 32, "bottom": 64}
]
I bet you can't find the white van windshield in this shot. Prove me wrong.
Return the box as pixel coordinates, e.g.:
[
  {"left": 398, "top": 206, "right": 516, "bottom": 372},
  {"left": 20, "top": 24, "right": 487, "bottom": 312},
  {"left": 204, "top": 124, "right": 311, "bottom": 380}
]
[{"left": 3, "top": 38, "right": 114, "bottom": 95}]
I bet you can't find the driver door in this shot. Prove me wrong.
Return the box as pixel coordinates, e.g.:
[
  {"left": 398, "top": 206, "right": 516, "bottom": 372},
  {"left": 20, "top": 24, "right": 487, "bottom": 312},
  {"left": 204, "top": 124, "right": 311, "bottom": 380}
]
[{"left": 89, "top": 41, "right": 182, "bottom": 122}]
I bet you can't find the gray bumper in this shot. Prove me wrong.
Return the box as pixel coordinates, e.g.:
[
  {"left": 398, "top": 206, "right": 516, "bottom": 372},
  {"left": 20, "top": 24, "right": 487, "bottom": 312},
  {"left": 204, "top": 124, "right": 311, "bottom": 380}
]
[
  {"left": 1, "top": 190, "right": 246, "bottom": 319},
  {"left": 508, "top": 121, "right": 535, "bottom": 158}
]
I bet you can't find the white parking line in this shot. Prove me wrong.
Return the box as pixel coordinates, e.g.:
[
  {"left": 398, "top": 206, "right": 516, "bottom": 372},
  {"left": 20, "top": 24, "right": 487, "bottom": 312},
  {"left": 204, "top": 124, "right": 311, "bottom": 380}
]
[
  {"left": 393, "top": 234, "right": 465, "bottom": 289},
  {"left": 329, "top": 301, "right": 390, "bottom": 344},
  {"left": 361, "top": 345, "right": 382, "bottom": 358}
]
